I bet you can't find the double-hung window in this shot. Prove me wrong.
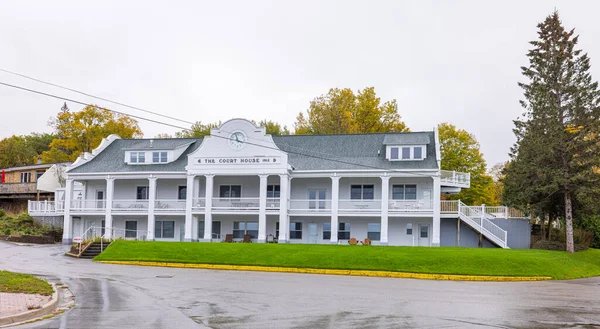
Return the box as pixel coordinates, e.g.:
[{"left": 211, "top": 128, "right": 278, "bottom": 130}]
[
  {"left": 350, "top": 185, "right": 374, "bottom": 200},
  {"left": 266, "top": 185, "right": 280, "bottom": 198},
  {"left": 219, "top": 185, "right": 241, "bottom": 198},
  {"left": 392, "top": 184, "right": 417, "bottom": 200},
  {"left": 130, "top": 152, "right": 145, "bottom": 163},
  {"left": 152, "top": 151, "right": 168, "bottom": 163},
  {"left": 125, "top": 221, "right": 137, "bottom": 238},
  {"left": 323, "top": 222, "right": 331, "bottom": 240},
  {"left": 178, "top": 186, "right": 187, "bottom": 200},
  {"left": 155, "top": 221, "right": 174, "bottom": 238},
  {"left": 290, "top": 222, "right": 302, "bottom": 239},
  {"left": 367, "top": 223, "right": 381, "bottom": 241},
  {"left": 198, "top": 221, "right": 221, "bottom": 239},
  {"left": 401, "top": 147, "right": 411, "bottom": 160},
  {"left": 20, "top": 172, "right": 31, "bottom": 183},
  {"left": 137, "top": 186, "right": 149, "bottom": 200},
  {"left": 233, "top": 221, "right": 258, "bottom": 239},
  {"left": 413, "top": 147, "right": 423, "bottom": 159},
  {"left": 338, "top": 223, "right": 351, "bottom": 240}
]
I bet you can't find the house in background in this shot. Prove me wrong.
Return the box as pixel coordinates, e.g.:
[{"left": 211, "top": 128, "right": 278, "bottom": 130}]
[
  {"left": 0, "top": 162, "right": 70, "bottom": 215},
  {"left": 29, "top": 119, "right": 530, "bottom": 248}
]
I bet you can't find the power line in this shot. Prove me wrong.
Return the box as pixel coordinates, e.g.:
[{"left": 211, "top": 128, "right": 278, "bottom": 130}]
[
  {"left": 0, "top": 81, "right": 191, "bottom": 131},
  {"left": 0, "top": 80, "right": 441, "bottom": 177},
  {"left": 0, "top": 68, "right": 196, "bottom": 125}
]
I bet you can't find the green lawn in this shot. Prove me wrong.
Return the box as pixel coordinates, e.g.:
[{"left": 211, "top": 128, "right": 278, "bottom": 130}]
[
  {"left": 0, "top": 271, "right": 53, "bottom": 295},
  {"left": 95, "top": 241, "right": 600, "bottom": 280}
]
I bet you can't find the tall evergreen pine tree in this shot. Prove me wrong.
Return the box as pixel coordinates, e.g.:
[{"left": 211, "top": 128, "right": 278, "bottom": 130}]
[{"left": 505, "top": 12, "right": 600, "bottom": 253}]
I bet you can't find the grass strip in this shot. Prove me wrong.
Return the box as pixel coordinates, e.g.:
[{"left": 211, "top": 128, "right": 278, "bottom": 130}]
[
  {"left": 0, "top": 271, "right": 53, "bottom": 295},
  {"left": 95, "top": 240, "right": 600, "bottom": 280}
]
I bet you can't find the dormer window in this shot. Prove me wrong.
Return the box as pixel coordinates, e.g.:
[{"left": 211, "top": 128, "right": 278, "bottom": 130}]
[
  {"left": 387, "top": 145, "right": 426, "bottom": 161},
  {"left": 152, "top": 151, "right": 168, "bottom": 163},
  {"left": 130, "top": 152, "right": 145, "bottom": 163}
]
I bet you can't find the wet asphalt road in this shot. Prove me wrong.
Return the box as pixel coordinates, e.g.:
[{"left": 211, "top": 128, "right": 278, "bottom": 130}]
[{"left": 1, "top": 242, "right": 599, "bottom": 329}]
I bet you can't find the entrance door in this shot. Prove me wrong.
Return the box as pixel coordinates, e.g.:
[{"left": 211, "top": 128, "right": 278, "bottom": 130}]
[
  {"left": 72, "top": 217, "right": 82, "bottom": 238},
  {"left": 308, "top": 223, "right": 318, "bottom": 244},
  {"left": 308, "top": 190, "right": 327, "bottom": 210},
  {"left": 418, "top": 224, "right": 430, "bottom": 246},
  {"left": 96, "top": 190, "right": 105, "bottom": 210},
  {"left": 422, "top": 189, "right": 432, "bottom": 209}
]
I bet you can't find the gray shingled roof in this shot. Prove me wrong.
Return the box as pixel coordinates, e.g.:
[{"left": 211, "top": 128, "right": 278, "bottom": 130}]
[
  {"left": 273, "top": 132, "right": 437, "bottom": 170},
  {"left": 68, "top": 132, "right": 438, "bottom": 173},
  {"left": 68, "top": 139, "right": 201, "bottom": 173},
  {"left": 382, "top": 132, "right": 430, "bottom": 145}
]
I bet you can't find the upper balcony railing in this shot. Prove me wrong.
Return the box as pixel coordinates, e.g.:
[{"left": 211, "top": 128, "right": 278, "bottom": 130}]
[
  {"left": 289, "top": 199, "right": 332, "bottom": 214},
  {"left": 70, "top": 199, "right": 106, "bottom": 212},
  {"left": 154, "top": 199, "right": 185, "bottom": 212},
  {"left": 339, "top": 199, "right": 381, "bottom": 212},
  {"left": 440, "top": 170, "right": 470, "bottom": 188},
  {"left": 0, "top": 182, "right": 37, "bottom": 194},
  {"left": 112, "top": 199, "right": 149, "bottom": 211},
  {"left": 389, "top": 199, "right": 433, "bottom": 212},
  {"left": 212, "top": 198, "right": 260, "bottom": 211}
]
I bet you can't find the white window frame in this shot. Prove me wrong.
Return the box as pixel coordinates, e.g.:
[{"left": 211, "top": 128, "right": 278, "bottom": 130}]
[
  {"left": 367, "top": 223, "right": 381, "bottom": 241},
  {"left": 152, "top": 151, "right": 168, "bottom": 163},
  {"left": 350, "top": 184, "right": 375, "bottom": 200},
  {"left": 155, "top": 220, "right": 175, "bottom": 239},
  {"left": 129, "top": 152, "right": 146, "bottom": 164},
  {"left": 406, "top": 222, "right": 413, "bottom": 235},
  {"left": 289, "top": 222, "right": 303, "bottom": 240},
  {"left": 20, "top": 172, "right": 31, "bottom": 183},
  {"left": 387, "top": 145, "right": 426, "bottom": 161},
  {"left": 392, "top": 184, "right": 418, "bottom": 200}
]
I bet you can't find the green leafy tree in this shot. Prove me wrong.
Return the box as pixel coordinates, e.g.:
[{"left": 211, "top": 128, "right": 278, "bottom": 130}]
[
  {"left": 41, "top": 105, "right": 142, "bottom": 162},
  {"left": 0, "top": 136, "right": 36, "bottom": 168},
  {"left": 438, "top": 123, "right": 496, "bottom": 205},
  {"left": 295, "top": 87, "right": 409, "bottom": 134},
  {"left": 176, "top": 121, "right": 221, "bottom": 138},
  {"left": 503, "top": 12, "right": 600, "bottom": 253},
  {"left": 255, "top": 120, "right": 290, "bottom": 136}
]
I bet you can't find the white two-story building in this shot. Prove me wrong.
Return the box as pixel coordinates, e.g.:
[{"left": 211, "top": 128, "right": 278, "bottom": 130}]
[{"left": 30, "top": 119, "right": 530, "bottom": 248}]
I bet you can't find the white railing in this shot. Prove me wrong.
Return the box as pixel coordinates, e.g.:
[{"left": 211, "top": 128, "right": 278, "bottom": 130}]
[
  {"left": 192, "top": 198, "right": 206, "bottom": 209},
  {"left": 266, "top": 198, "right": 280, "bottom": 210},
  {"left": 441, "top": 200, "right": 458, "bottom": 213},
  {"left": 154, "top": 199, "right": 186, "bottom": 211},
  {"left": 440, "top": 170, "right": 471, "bottom": 187},
  {"left": 81, "top": 226, "right": 104, "bottom": 242},
  {"left": 28, "top": 200, "right": 64, "bottom": 215},
  {"left": 388, "top": 199, "right": 433, "bottom": 212},
  {"left": 212, "top": 198, "right": 260, "bottom": 210},
  {"left": 70, "top": 199, "right": 106, "bottom": 212},
  {"left": 339, "top": 199, "right": 382, "bottom": 212},
  {"left": 112, "top": 199, "right": 149, "bottom": 211},
  {"left": 289, "top": 199, "right": 332, "bottom": 213},
  {"left": 457, "top": 201, "right": 508, "bottom": 248},
  {"left": 105, "top": 227, "right": 148, "bottom": 240}
]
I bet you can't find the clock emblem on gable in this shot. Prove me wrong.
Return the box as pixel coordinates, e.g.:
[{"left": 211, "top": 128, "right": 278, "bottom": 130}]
[{"left": 229, "top": 131, "right": 247, "bottom": 150}]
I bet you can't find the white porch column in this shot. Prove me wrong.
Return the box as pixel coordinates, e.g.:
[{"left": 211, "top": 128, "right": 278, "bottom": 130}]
[
  {"left": 278, "top": 174, "right": 289, "bottom": 243},
  {"left": 432, "top": 175, "right": 441, "bottom": 246},
  {"left": 105, "top": 177, "right": 114, "bottom": 239},
  {"left": 184, "top": 174, "right": 195, "bottom": 242},
  {"left": 380, "top": 176, "right": 390, "bottom": 245},
  {"left": 147, "top": 176, "right": 157, "bottom": 241},
  {"left": 62, "top": 178, "right": 74, "bottom": 244},
  {"left": 330, "top": 175, "right": 340, "bottom": 244},
  {"left": 258, "top": 174, "right": 268, "bottom": 243},
  {"left": 203, "top": 174, "right": 214, "bottom": 241}
]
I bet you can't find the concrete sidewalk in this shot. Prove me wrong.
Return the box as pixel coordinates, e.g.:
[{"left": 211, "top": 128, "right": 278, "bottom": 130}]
[{"left": 0, "top": 292, "right": 51, "bottom": 318}]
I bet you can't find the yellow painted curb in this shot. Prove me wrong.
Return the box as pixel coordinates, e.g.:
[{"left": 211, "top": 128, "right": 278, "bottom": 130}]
[{"left": 96, "top": 260, "right": 552, "bottom": 282}]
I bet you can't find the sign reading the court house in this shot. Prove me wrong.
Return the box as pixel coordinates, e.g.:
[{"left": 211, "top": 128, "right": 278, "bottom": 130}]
[{"left": 196, "top": 156, "right": 281, "bottom": 165}]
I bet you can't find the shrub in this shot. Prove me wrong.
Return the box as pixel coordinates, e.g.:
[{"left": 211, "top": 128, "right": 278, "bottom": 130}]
[
  {"left": 532, "top": 240, "right": 589, "bottom": 252},
  {"left": 0, "top": 209, "right": 5, "bottom": 217},
  {"left": 579, "top": 215, "right": 600, "bottom": 249}
]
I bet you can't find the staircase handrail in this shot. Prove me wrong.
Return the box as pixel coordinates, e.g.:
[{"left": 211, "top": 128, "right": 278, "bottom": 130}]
[{"left": 457, "top": 200, "right": 508, "bottom": 248}]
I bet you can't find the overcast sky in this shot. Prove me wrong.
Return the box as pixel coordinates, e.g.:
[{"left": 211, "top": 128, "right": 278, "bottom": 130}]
[{"left": 1, "top": 1, "right": 599, "bottom": 167}]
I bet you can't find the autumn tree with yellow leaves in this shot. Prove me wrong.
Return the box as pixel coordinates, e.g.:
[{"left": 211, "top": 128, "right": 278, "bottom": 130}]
[
  {"left": 294, "top": 87, "right": 409, "bottom": 134},
  {"left": 41, "top": 103, "right": 142, "bottom": 162}
]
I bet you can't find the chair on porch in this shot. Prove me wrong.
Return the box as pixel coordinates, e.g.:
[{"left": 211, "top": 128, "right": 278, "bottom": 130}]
[
  {"left": 363, "top": 238, "right": 371, "bottom": 246},
  {"left": 243, "top": 234, "right": 252, "bottom": 243},
  {"left": 224, "top": 234, "right": 233, "bottom": 243},
  {"left": 348, "top": 238, "right": 358, "bottom": 245}
]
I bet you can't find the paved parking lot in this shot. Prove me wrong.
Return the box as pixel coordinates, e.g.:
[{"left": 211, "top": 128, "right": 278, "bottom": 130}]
[{"left": 1, "top": 241, "right": 599, "bottom": 329}]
